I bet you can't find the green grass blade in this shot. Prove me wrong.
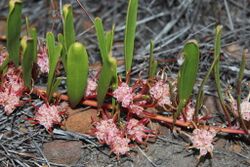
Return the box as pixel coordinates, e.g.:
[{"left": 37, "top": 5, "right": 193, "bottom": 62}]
[
  {"left": 63, "top": 4, "right": 75, "bottom": 51},
  {"left": 213, "top": 25, "right": 231, "bottom": 125},
  {"left": 30, "top": 27, "right": 37, "bottom": 62},
  {"left": 174, "top": 40, "right": 199, "bottom": 122},
  {"left": 94, "top": 17, "right": 108, "bottom": 64},
  {"left": 106, "top": 25, "right": 115, "bottom": 55},
  {"left": 97, "top": 57, "right": 117, "bottom": 108},
  {"left": 21, "top": 36, "right": 34, "bottom": 89},
  {"left": 7, "top": 0, "right": 22, "bottom": 66},
  {"left": 46, "top": 32, "right": 62, "bottom": 101},
  {"left": 149, "top": 40, "right": 157, "bottom": 78},
  {"left": 124, "top": 0, "right": 138, "bottom": 74},
  {"left": 67, "top": 42, "right": 89, "bottom": 107},
  {"left": 236, "top": 49, "right": 248, "bottom": 131}
]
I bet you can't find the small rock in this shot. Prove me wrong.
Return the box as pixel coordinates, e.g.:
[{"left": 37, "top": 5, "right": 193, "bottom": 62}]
[
  {"left": 43, "top": 140, "right": 82, "bottom": 165},
  {"left": 65, "top": 108, "right": 99, "bottom": 134}
]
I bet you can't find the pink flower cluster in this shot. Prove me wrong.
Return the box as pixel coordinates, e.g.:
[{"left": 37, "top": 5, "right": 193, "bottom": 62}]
[
  {"left": 85, "top": 78, "right": 97, "bottom": 97},
  {"left": 113, "top": 83, "right": 144, "bottom": 116},
  {"left": 94, "top": 119, "right": 130, "bottom": 156},
  {"left": 0, "top": 50, "right": 8, "bottom": 66},
  {"left": 94, "top": 118, "right": 152, "bottom": 157},
  {"left": 240, "top": 100, "right": 250, "bottom": 121},
  {"left": 180, "top": 102, "right": 195, "bottom": 121},
  {"left": 126, "top": 119, "right": 148, "bottom": 143},
  {"left": 190, "top": 128, "right": 216, "bottom": 158},
  {"left": 37, "top": 45, "right": 49, "bottom": 73},
  {"left": 0, "top": 67, "right": 25, "bottom": 115},
  {"left": 34, "top": 103, "right": 68, "bottom": 130},
  {"left": 150, "top": 80, "right": 171, "bottom": 107}
]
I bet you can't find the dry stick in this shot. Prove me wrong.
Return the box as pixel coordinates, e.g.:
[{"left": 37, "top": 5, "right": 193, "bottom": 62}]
[{"left": 32, "top": 88, "right": 247, "bottom": 135}]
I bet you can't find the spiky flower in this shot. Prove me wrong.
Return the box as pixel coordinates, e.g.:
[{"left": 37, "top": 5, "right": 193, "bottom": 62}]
[
  {"left": 240, "top": 100, "right": 250, "bottom": 121},
  {"left": 126, "top": 119, "right": 147, "bottom": 143},
  {"left": 34, "top": 104, "right": 62, "bottom": 130},
  {"left": 150, "top": 80, "right": 171, "bottom": 107},
  {"left": 110, "top": 136, "right": 130, "bottom": 156},
  {"left": 113, "top": 83, "right": 134, "bottom": 108},
  {"left": 190, "top": 128, "right": 216, "bottom": 158},
  {"left": 0, "top": 91, "right": 20, "bottom": 115},
  {"left": 85, "top": 78, "right": 97, "bottom": 97},
  {"left": 180, "top": 102, "right": 195, "bottom": 121},
  {"left": 94, "top": 119, "right": 120, "bottom": 145},
  {"left": 129, "top": 104, "right": 144, "bottom": 116},
  {"left": 37, "top": 45, "right": 49, "bottom": 73}
]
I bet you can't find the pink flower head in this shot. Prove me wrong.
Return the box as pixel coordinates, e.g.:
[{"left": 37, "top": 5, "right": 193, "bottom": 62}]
[
  {"left": 0, "top": 91, "right": 20, "bottom": 115},
  {"left": 34, "top": 104, "right": 62, "bottom": 130},
  {"left": 110, "top": 136, "right": 130, "bottom": 156},
  {"left": 113, "top": 83, "right": 133, "bottom": 108},
  {"left": 190, "top": 128, "right": 216, "bottom": 157},
  {"left": 85, "top": 78, "right": 97, "bottom": 97},
  {"left": 0, "top": 50, "right": 8, "bottom": 66},
  {"left": 150, "top": 80, "right": 171, "bottom": 107},
  {"left": 94, "top": 119, "right": 120, "bottom": 145},
  {"left": 37, "top": 45, "right": 49, "bottom": 73},
  {"left": 126, "top": 119, "right": 147, "bottom": 143},
  {"left": 180, "top": 102, "right": 195, "bottom": 121},
  {"left": 240, "top": 100, "right": 250, "bottom": 121},
  {"left": 2, "top": 67, "right": 25, "bottom": 95},
  {"left": 129, "top": 104, "right": 144, "bottom": 116}
]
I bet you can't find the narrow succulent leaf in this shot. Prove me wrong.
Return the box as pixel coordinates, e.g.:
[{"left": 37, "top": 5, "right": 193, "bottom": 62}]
[
  {"left": 124, "top": 0, "right": 138, "bottom": 74},
  {"left": 7, "top": 0, "right": 22, "bottom": 66},
  {"left": 46, "top": 32, "right": 62, "bottom": 101},
  {"left": 21, "top": 36, "right": 34, "bottom": 89},
  {"left": 174, "top": 40, "right": 199, "bottom": 122},
  {"left": 149, "top": 40, "right": 157, "bottom": 78},
  {"left": 67, "top": 42, "right": 89, "bottom": 107},
  {"left": 49, "top": 77, "right": 62, "bottom": 101},
  {"left": 213, "top": 26, "right": 231, "bottom": 125},
  {"left": 97, "top": 57, "right": 117, "bottom": 108},
  {"left": 106, "top": 25, "right": 115, "bottom": 55},
  {"left": 0, "top": 58, "right": 9, "bottom": 74},
  {"left": 25, "top": 17, "right": 30, "bottom": 35},
  {"left": 58, "top": 33, "right": 67, "bottom": 71},
  {"left": 63, "top": 4, "right": 75, "bottom": 51},
  {"left": 94, "top": 17, "right": 108, "bottom": 64},
  {"left": 30, "top": 27, "right": 37, "bottom": 62},
  {"left": 236, "top": 49, "right": 248, "bottom": 131}
]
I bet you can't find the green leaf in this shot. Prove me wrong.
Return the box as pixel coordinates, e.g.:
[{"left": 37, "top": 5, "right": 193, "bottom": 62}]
[
  {"left": 46, "top": 32, "right": 62, "bottom": 101},
  {"left": 124, "top": 0, "right": 138, "bottom": 74},
  {"left": 21, "top": 36, "right": 34, "bottom": 89},
  {"left": 58, "top": 33, "right": 67, "bottom": 71},
  {"left": 149, "top": 40, "right": 157, "bottom": 78},
  {"left": 94, "top": 17, "right": 108, "bottom": 64},
  {"left": 97, "top": 57, "right": 117, "bottom": 108},
  {"left": 213, "top": 25, "right": 231, "bottom": 125},
  {"left": 7, "top": 0, "right": 22, "bottom": 66},
  {"left": 67, "top": 42, "right": 89, "bottom": 107},
  {"left": 30, "top": 27, "right": 37, "bottom": 62},
  {"left": 63, "top": 4, "right": 75, "bottom": 51},
  {"left": 106, "top": 25, "right": 115, "bottom": 55},
  {"left": 236, "top": 49, "right": 248, "bottom": 131},
  {"left": 174, "top": 40, "right": 199, "bottom": 122}
]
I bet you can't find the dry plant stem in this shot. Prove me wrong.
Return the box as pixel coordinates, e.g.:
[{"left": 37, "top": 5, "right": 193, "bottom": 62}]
[{"left": 32, "top": 87, "right": 247, "bottom": 135}]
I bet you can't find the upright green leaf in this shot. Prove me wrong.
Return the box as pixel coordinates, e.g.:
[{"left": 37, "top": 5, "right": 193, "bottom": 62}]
[
  {"left": 7, "top": 0, "right": 22, "bottom": 66},
  {"left": 67, "top": 42, "right": 89, "bottom": 107},
  {"left": 149, "top": 40, "right": 157, "bottom": 78},
  {"left": 124, "top": 0, "right": 138, "bottom": 74},
  {"left": 94, "top": 18, "right": 108, "bottom": 64},
  {"left": 213, "top": 25, "right": 231, "bottom": 125},
  {"left": 30, "top": 27, "right": 37, "bottom": 62},
  {"left": 63, "top": 4, "right": 75, "bottom": 51},
  {"left": 58, "top": 33, "right": 67, "bottom": 71},
  {"left": 106, "top": 25, "right": 115, "bottom": 55},
  {"left": 21, "top": 36, "right": 34, "bottom": 89},
  {"left": 174, "top": 40, "right": 199, "bottom": 122},
  {"left": 97, "top": 57, "right": 117, "bottom": 108},
  {"left": 46, "top": 32, "right": 62, "bottom": 101}
]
